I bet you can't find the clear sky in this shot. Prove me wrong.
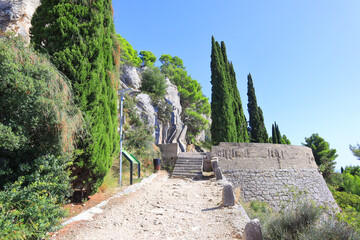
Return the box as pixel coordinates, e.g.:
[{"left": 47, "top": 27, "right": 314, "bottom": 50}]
[{"left": 113, "top": 0, "right": 360, "bottom": 170}]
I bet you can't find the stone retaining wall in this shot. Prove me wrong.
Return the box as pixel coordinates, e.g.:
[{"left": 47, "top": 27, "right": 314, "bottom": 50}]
[{"left": 224, "top": 169, "right": 338, "bottom": 210}]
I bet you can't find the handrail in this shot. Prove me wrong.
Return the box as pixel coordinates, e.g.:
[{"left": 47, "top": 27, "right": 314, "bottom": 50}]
[{"left": 121, "top": 150, "right": 141, "bottom": 185}]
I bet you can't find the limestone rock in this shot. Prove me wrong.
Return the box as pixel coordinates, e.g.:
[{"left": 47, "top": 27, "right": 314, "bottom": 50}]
[
  {"left": 222, "top": 184, "right": 235, "bottom": 207},
  {"left": 243, "top": 219, "right": 263, "bottom": 240},
  {"left": 133, "top": 74, "right": 187, "bottom": 150},
  {"left": 120, "top": 65, "right": 142, "bottom": 90},
  {"left": 215, "top": 167, "right": 223, "bottom": 181},
  {"left": 135, "top": 93, "right": 157, "bottom": 133},
  {"left": 0, "top": 0, "right": 40, "bottom": 42}
]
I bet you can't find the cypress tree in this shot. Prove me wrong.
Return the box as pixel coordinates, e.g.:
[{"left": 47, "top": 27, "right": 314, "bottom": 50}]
[
  {"left": 275, "top": 123, "right": 282, "bottom": 144},
  {"left": 247, "top": 74, "right": 267, "bottom": 143},
  {"left": 210, "top": 36, "right": 237, "bottom": 144},
  {"left": 272, "top": 123, "right": 278, "bottom": 144},
  {"left": 31, "top": 0, "right": 120, "bottom": 194},
  {"left": 220, "top": 41, "right": 248, "bottom": 142},
  {"left": 258, "top": 107, "right": 268, "bottom": 142}
]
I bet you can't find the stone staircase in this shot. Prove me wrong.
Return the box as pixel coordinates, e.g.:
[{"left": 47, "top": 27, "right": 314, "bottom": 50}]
[{"left": 172, "top": 152, "right": 206, "bottom": 178}]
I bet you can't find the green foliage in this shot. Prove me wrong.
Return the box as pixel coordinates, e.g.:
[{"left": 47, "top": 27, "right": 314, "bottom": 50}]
[
  {"left": 160, "top": 54, "right": 210, "bottom": 142},
  {"left": 0, "top": 35, "right": 82, "bottom": 188},
  {"left": 342, "top": 173, "right": 360, "bottom": 196},
  {"left": 263, "top": 201, "right": 322, "bottom": 240},
  {"left": 117, "top": 34, "right": 142, "bottom": 67},
  {"left": 350, "top": 144, "right": 360, "bottom": 160},
  {"left": 139, "top": 50, "right": 157, "bottom": 66},
  {"left": 344, "top": 166, "right": 360, "bottom": 176},
  {"left": 271, "top": 122, "right": 291, "bottom": 144},
  {"left": 122, "top": 96, "right": 156, "bottom": 171},
  {"left": 244, "top": 201, "right": 274, "bottom": 226},
  {"left": 331, "top": 188, "right": 360, "bottom": 212},
  {"left": 247, "top": 73, "right": 268, "bottom": 143},
  {"left": 302, "top": 133, "right": 338, "bottom": 182},
  {"left": 140, "top": 66, "right": 167, "bottom": 98},
  {"left": 211, "top": 36, "right": 248, "bottom": 144},
  {"left": 0, "top": 178, "right": 66, "bottom": 240},
  {"left": 31, "top": 0, "right": 120, "bottom": 194}
]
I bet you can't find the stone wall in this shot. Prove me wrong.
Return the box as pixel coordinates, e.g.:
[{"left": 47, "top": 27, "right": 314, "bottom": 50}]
[
  {"left": 212, "top": 142, "right": 318, "bottom": 170},
  {"left": 211, "top": 143, "right": 338, "bottom": 210}
]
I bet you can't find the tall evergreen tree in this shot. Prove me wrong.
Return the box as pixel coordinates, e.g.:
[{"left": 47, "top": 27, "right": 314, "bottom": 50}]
[
  {"left": 272, "top": 123, "right": 278, "bottom": 144},
  {"left": 210, "top": 36, "right": 237, "bottom": 144},
  {"left": 247, "top": 74, "right": 267, "bottom": 143},
  {"left": 275, "top": 123, "right": 282, "bottom": 144},
  {"left": 258, "top": 107, "right": 268, "bottom": 142},
  {"left": 221, "top": 42, "right": 249, "bottom": 142},
  {"left": 31, "top": 0, "right": 120, "bottom": 194}
]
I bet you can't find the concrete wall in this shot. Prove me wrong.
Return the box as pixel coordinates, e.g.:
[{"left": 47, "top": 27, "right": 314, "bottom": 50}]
[
  {"left": 211, "top": 143, "right": 338, "bottom": 210},
  {"left": 158, "top": 143, "right": 179, "bottom": 170},
  {"left": 211, "top": 142, "right": 318, "bottom": 170}
]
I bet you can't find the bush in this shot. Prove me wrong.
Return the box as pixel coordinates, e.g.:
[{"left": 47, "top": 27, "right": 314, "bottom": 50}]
[
  {"left": 342, "top": 173, "right": 360, "bottom": 196},
  {"left": 263, "top": 201, "right": 321, "bottom": 240},
  {"left": 0, "top": 35, "right": 82, "bottom": 188},
  {"left": 140, "top": 66, "right": 167, "bottom": 98},
  {"left": 0, "top": 179, "right": 66, "bottom": 240},
  {"left": 331, "top": 188, "right": 360, "bottom": 212}
]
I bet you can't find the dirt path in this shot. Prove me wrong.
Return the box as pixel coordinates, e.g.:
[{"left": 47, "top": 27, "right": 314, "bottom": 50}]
[{"left": 51, "top": 171, "right": 249, "bottom": 240}]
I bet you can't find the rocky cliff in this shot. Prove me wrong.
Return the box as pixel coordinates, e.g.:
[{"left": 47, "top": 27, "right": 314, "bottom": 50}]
[
  {"left": 121, "top": 65, "right": 187, "bottom": 151},
  {"left": 0, "top": 0, "right": 40, "bottom": 41}
]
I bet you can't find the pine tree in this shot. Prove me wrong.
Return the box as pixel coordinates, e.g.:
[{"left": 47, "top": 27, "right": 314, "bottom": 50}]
[
  {"left": 247, "top": 74, "right": 267, "bottom": 143},
  {"left": 31, "top": 0, "right": 120, "bottom": 194},
  {"left": 210, "top": 36, "right": 237, "bottom": 144}
]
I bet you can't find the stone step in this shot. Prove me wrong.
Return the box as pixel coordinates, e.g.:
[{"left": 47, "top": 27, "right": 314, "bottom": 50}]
[
  {"left": 176, "top": 160, "right": 202, "bottom": 164},
  {"left": 172, "top": 171, "right": 202, "bottom": 177},
  {"left": 174, "top": 164, "right": 202, "bottom": 168},
  {"left": 173, "top": 167, "right": 202, "bottom": 172},
  {"left": 178, "top": 155, "right": 205, "bottom": 159}
]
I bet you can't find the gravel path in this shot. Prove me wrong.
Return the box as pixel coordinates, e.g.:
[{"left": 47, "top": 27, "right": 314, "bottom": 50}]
[{"left": 51, "top": 171, "right": 249, "bottom": 240}]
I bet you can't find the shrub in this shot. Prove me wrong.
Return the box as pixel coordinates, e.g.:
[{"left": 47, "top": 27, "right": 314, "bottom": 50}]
[
  {"left": 342, "top": 173, "right": 360, "bottom": 196},
  {"left": 0, "top": 35, "right": 82, "bottom": 188},
  {"left": 331, "top": 188, "right": 360, "bottom": 212},
  {"left": 0, "top": 179, "right": 66, "bottom": 240},
  {"left": 140, "top": 66, "right": 167, "bottom": 98},
  {"left": 263, "top": 201, "right": 321, "bottom": 240}
]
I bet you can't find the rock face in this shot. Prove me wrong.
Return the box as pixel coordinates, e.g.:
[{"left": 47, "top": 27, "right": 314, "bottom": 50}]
[
  {"left": 212, "top": 143, "right": 339, "bottom": 210},
  {"left": 122, "top": 65, "right": 187, "bottom": 151},
  {"left": 0, "top": 0, "right": 40, "bottom": 41},
  {"left": 121, "top": 65, "right": 142, "bottom": 90}
]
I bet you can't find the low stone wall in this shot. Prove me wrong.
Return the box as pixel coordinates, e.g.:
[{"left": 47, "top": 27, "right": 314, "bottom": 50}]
[{"left": 224, "top": 169, "right": 338, "bottom": 210}]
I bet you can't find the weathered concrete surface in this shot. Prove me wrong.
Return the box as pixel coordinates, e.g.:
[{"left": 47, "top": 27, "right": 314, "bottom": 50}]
[
  {"left": 212, "top": 142, "right": 318, "bottom": 170},
  {"left": 0, "top": 0, "right": 40, "bottom": 41}
]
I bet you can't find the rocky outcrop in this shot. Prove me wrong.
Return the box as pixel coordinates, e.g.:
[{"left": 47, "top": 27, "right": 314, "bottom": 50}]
[
  {"left": 122, "top": 66, "right": 187, "bottom": 151},
  {"left": 0, "top": 0, "right": 40, "bottom": 41},
  {"left": 121, "top": 65, "right": 142, "bottom": 90}
]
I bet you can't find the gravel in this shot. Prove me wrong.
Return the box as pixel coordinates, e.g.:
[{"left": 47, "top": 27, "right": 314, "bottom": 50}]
[{"left": 51, "top": 171, "right": 249, "bottom": 240}]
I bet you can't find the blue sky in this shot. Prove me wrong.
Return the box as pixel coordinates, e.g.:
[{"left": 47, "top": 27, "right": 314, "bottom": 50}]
[{"left": 113, "top": 0, "right": 360, "bottom": 170}]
